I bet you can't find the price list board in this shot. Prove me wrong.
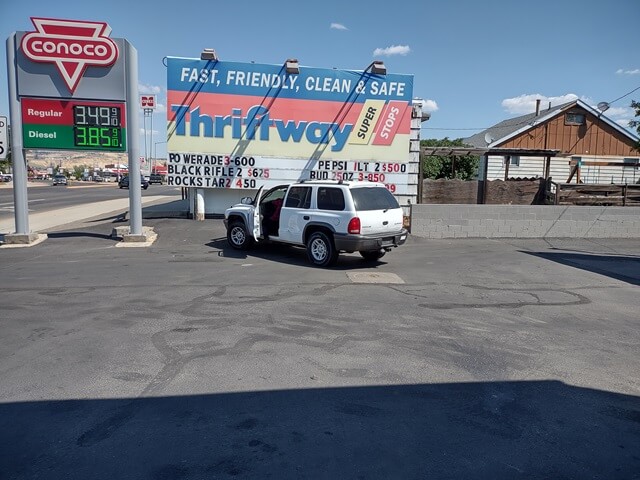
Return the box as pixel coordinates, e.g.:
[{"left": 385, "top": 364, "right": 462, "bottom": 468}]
[{"left": 21, "top": 98, "right": 126, "bottom": 151}]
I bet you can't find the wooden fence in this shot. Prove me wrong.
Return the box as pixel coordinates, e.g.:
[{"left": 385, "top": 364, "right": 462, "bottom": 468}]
[{"left": 546, "top": 181, "right": 640, "bottom": 206}]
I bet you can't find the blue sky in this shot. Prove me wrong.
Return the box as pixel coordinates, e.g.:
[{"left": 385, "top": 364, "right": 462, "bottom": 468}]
[{"left": 1, "top": 0, "right": 639, "bottom": 158}]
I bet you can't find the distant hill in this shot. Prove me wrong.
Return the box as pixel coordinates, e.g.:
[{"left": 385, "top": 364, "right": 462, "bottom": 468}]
[
  {"left": 25, "top": 150, "right": 127, "bottom": 169},
  {"left": 24, "top": 150, "right": 163, "bottom": 170}
]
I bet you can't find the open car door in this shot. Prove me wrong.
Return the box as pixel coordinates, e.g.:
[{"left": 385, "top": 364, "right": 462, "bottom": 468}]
[{"left": 252, "top": 186, "right": 265, "bottom": 241}]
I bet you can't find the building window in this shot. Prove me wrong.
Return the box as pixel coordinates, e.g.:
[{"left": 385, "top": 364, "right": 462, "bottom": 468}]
[
  {"left": 565, "top": 112, "right": 586, "bottom": 125},
  {"left": 622, "top": 158, "right": 639, "bottom": 184},
  {"left": 503, "top": 156, "right": 520, "bottom": 167}
]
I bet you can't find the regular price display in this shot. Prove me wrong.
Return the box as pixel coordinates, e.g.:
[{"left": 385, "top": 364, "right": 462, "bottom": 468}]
[{"left": 73, "top": 105, "right": 121, "bottom": 127}]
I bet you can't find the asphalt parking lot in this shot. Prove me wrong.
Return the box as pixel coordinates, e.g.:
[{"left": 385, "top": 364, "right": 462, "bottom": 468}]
[{"left": 1, "top": 216, "right": 639, "bottom": 479}]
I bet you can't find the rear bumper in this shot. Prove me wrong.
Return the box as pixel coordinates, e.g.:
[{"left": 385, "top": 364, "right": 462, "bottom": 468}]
[{"left": 333, "top": 229, "right": 408, "bottom": 252}]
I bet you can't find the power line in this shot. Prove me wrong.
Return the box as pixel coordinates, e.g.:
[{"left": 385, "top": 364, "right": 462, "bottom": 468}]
[{"left": 607, "top": 85, "right": 640, "bottom": 106}]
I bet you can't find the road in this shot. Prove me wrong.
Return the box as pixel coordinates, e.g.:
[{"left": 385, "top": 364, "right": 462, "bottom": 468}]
[
  {"left": 0, "top": 216, "right": 639, "bottom": 479},
  {"left": 0, "top": 180, "right": 181, "bottom": 219}
]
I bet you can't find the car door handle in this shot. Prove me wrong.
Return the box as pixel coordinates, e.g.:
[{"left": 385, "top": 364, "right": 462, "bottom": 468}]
[
  {"left": 303, "top": 215, "right": 310, "bottom": 220},
  {"left": 383, "top": 221, "right": 388, "bottom": 225}
]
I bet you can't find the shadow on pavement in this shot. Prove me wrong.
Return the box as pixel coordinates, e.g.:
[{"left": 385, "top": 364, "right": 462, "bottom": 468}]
[
  {"left": 46, "top": 231, "right": 116, "bottom": 241},
  {"left": 207, "top": 237, "right": 390, "bottom": 270},
  {"left": 1, "top": 380, "right": 638, "bottom": 479},
  {"left": 523, "top": 251, "right": 640, "bottom": 286}
]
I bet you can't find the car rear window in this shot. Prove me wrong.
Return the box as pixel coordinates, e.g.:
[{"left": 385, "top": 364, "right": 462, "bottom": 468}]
[
  {"left": 317, "top": 187, "right": 345, "bottom": 211},
  {"left": 351, "top": 187, "right": 399, "bottom": 211}
]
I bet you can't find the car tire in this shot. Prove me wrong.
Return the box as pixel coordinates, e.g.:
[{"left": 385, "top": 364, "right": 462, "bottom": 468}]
[
  {"left": 306, "top": 231, "right": 338, "bottom": 267},
  {"left": 227, "top": 221, "right": 254, "bottom": 250},
  {"left": 360, "top": 250, "right": 386, "bottom": 261},
  {"left": 143, "top": 185, "right": 148, "bottom": 190}
]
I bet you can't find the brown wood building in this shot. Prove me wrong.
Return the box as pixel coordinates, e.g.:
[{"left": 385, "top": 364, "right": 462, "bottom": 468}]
[{"left": 465, "top": 100, "right": 640, "bottom": 184}]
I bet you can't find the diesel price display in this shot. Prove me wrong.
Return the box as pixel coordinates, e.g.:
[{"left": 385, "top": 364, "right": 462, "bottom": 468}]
[
  {"left": 73, "top": 105, "right": 122, "bottom": 149},
  {"left": 21, "top": 98, "right": 127, "bottom": 152}
]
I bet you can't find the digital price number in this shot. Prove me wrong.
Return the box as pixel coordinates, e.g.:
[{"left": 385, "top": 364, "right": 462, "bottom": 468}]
[{"left": 73, "top": 105, "right": 123, "bottom": 149}]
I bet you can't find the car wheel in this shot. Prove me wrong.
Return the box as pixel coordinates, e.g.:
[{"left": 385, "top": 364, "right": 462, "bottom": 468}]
[
  {"left": 227, "top": 221, "right": 254, "bottom": 250},
  {"left": 306, "top": 231, "right": 338, "bottom": 267},
  {"left": 360, "top": 250, "right": 386, "bottom": 261},
  {"left": 119, "top": 185, "right": 123, "bottom": 189},
  {"left": 143, "top": 185, "right": 148, "bottom": 190}
]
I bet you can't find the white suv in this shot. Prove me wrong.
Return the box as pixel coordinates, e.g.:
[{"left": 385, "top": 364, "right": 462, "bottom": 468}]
[{"left": 224, "top": 180, "right": 408, "bottom": 267}]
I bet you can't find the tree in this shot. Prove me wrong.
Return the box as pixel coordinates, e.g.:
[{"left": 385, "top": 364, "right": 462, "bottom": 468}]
[
  {"left": 0, "top": 150, "right": 11, "bottom": 174},
  {"left": 420, "top": 138, "right": 479, "bottom": 180},
  {"left": 73, "top": 164, "right": 88, "bottom": 179},
  {"left": 629, "top": 100, "right": 640, "bottom": 151}
]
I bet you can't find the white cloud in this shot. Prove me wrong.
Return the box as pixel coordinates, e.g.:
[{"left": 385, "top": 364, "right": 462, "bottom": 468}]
[
  {"left": 501, "top": 93, "right": 580, "bottom": 114},
  {"left": 139, "top": 83, "right": 162, "bottom": 94},
  {"left": 415, "top": 98, "right": 439, "bottom": 112},
  {"left": 151, "top": 103, "right": 167, "bottom": 114},
  {"left": 372, "top": 45, "right": 411, "bottom": 57},
  {"left": 601, "top": 106, "right": 629, "bottom": 118},
  {"left": 596, "top": 105, "right": 635, "bottom": 131},
  {"left": 330, "top": 22, "right": 348, "bottom": 30},
  {"left": 616, "top": 118, "right": 632, "bottom": 128},
  {"left": 616, "top": 68, "right": 640, "bottom": 75},
  {"left": 501, "top": 93, "right": 637, "bottom": 133}
]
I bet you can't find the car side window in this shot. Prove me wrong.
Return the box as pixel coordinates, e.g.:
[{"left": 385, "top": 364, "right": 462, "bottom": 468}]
[
  {"left": 285, "top": 186, "right": 312, "bottom": 209},
  {"left": 317, "top": 187, "right": 345, "bottom": 211},
  {"left": 260, "top": 186, "right": 288, "bottom": 204}
]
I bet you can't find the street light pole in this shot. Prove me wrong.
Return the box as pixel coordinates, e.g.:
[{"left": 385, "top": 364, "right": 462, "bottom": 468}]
[
  {"left": 154, "top": 140, "right": 166, "bottom": 159},
  {"left": 142, "top": 108, "right": 153, "bottom": 176}
]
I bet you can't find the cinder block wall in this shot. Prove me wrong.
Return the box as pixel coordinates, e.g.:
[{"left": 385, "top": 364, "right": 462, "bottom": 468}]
[{"left": 410, "top": 205, "right": 640, "bottom": 238}]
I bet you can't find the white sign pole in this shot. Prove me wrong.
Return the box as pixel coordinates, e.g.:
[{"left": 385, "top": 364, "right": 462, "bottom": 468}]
[
  {"left": 125, "top": 41, "right": 143, "bottom": 236},
  {"left": 5, "top": 34, "right": 32, "bottom": 238}
]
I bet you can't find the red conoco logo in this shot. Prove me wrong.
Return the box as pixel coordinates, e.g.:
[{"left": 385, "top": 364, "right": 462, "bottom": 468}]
[
  {"left": 141, "top": 96, "right": 156, "bottom": 107},
  {"left": 21, "top": 17, "right": 118, "bottom": 93}
]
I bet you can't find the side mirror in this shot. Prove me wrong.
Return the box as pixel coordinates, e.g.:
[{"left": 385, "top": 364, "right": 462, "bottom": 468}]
[{"left": 240, "top": 196, "right": 253, "bottom": 205}]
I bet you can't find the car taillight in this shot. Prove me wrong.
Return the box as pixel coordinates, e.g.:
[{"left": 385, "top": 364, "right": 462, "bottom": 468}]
[{"left": 348, "top": 217, "right": 361, "bottom": 234}]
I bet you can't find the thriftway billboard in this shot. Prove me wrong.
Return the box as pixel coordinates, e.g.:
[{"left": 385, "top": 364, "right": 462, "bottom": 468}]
[{"left": 166, "top": 58, "right": 414, "bottom": 192}]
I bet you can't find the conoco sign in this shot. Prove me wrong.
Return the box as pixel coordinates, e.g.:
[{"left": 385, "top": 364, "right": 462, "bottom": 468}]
[{"left": 21, "top": 17, "right": 119, "bottom": 93}]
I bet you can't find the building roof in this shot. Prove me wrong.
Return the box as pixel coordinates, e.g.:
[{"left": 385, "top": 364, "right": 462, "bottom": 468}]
[
  {"left": 464, "top": 99, "right": 639, "bottom": 148},
  {"left": 421, "top": 146, "right": 560, "bottom": 157}
]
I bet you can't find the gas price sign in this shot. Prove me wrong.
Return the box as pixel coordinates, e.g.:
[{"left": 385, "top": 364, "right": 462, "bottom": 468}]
[
  {"left": 72, "top": 105, "right": 122, "bottom": 149},
  {"left": 21, "top": 98, "right": 126, "bottom": 151}
]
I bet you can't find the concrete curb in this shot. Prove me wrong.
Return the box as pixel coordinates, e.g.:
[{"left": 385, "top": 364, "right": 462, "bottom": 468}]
[{"left": 0, "top": 195, "right": 186, "bottom": 235}]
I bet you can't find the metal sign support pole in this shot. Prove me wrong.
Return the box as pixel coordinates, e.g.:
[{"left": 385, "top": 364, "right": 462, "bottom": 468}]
[
  {"left": 143, "top": 108, "right": 153, "bottom": 175},
  {"left": 150, "top": 110, "right": 153, "bottom": 175},
  {"left": 5, "top": 33, "right": 34, "bottom": 240},
  {"left": 125, "top": 41, "right": 142, "bottom": 236}
]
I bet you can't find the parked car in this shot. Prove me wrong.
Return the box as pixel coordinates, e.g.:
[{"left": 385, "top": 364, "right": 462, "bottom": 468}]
[
  {"left": 52, "top": 174, "right": 68, "bottom": 186},
  {"left": 224, "top": 180, "right": 407, "bottom": 267},
  {"left": 118, "top": 174, "right": 149, "bottom": 190},
  {"left": 149, "top": 173, "right": 164, "bottom": 185}
]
